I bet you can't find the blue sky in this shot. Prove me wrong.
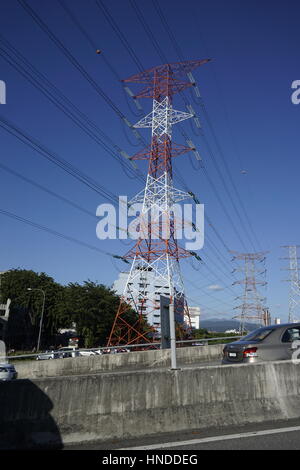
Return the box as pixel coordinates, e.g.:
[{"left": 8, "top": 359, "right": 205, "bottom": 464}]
[{"left": 0, "top": 0, "right": 299, "bottom": 322}]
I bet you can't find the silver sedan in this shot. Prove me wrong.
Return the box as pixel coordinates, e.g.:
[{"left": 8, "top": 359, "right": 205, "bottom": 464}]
[
  {"left": 36, "top": 350, "right": 62, "bottom": 360},
  {"left": 0, "top": 363, "right": 17, "bottom": 381},
  {"left": 222, "top": 322, "right": 300, "bottom": 364}
]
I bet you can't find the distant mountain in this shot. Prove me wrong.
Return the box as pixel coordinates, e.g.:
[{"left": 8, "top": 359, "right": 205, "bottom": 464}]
[{"left": 200, "top": 318, "right": 261, "bottom": 333}]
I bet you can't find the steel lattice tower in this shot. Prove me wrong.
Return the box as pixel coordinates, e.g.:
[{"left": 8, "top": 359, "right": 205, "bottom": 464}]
[
  {"left": 107, "top": 59, "right": 210, "bottom": 346},
  {"left": 281, "top": 245, "right": 300, "bottom": 323},
  {"left": 230, "top": 251, "right": 268, "bottom": 333}
]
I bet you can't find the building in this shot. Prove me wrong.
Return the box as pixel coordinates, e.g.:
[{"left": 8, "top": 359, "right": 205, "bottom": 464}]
[
  {"left": 0, "top": 298, "right": 11, "bottom": 342},
  {"left": 113, "top": 270, "right": 186, "bottom": 335},
  {"left": 185, "top": 306, "right": 201, "bottom": 330},
  {"left": 0, "top": 271, "right": 10, "bottom": 341}
]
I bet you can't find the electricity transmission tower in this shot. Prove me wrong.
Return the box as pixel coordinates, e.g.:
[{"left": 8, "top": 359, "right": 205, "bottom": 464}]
[
  {"left": 281, "top": 245, "right": 300, "bottom": 323},
  {"left": 107, "top": 59, "right": 210, "bottom": 346},
  {"left": 230, "top": 251, "right": 268, "bottom": 333}
]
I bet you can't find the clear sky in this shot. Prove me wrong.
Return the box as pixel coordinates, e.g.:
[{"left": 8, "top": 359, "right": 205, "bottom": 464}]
[{"left": 0, "top": 0, "right": 299, "bottom": 322}]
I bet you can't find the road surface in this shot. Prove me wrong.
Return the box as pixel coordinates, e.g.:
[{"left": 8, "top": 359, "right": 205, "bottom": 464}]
[{"left": 64, "top": 418, "right": 300, "bottom": 450}]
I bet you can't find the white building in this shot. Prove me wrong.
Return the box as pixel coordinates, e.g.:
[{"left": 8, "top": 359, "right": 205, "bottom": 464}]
[
  {"left": 185, "top": 306, "right": 201, "bottom": 330},
  {"left": 113, "top": 269, "right": 186, "bottom": 334}
]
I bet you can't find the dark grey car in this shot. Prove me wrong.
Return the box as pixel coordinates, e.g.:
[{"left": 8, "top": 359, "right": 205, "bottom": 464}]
[{"left": 222, "top": 322, "right": 300, "bottom": 364}]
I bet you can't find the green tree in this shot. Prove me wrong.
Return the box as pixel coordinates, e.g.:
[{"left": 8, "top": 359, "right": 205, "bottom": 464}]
[
  {"left": 58, "top": 280, "right": 142, "bottom": 347},
  {"left": 1, "top": 270, "right": 151, "bottom": 350},
  {"left": 193, "top": 328, "right": 210, "bottom": 339},
  {"left": 1, "top": 269, "right": 63, "bottom": 350}
]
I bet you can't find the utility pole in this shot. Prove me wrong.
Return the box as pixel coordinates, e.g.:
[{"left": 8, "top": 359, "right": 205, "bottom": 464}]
[
  {"left": 280, "top": 245, "right": 300, "bottom": 323},
  {"left": 0, "top": 271, "right": 5, "bottom": 304},
  {"left": 107, "top": 59, "right": 210, "bottom": 347},
  {"left": 27, "top": 288, "right": 46, "bottom": 351},
  {"left": 230, "top": 251, "right": 268, "bottom": 334},
  {"left": 169, "top": 292, "right": 177, "bottom": 369}
]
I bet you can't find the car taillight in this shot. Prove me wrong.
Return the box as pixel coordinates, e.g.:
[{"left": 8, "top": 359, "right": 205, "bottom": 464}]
[{"left": 243, "top": 347, "right": 258, "bottom": 358}]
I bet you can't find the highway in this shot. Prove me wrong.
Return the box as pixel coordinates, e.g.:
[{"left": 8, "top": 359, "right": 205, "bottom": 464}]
[{"left": 65, "top": 419, "right": 300, "bottom": 450}]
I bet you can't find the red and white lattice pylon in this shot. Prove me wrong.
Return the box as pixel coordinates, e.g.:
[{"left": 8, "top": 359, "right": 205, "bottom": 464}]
[{"left": 107, "top": 60, "right": 210, "bottom": 346}]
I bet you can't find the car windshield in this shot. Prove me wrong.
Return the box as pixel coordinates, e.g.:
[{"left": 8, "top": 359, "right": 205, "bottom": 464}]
[{"left": 240, "top": 328, "right": 274, "bottom": 342}]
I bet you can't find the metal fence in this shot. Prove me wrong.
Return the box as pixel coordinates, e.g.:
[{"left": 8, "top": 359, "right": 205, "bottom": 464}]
[{"left": 3, "top": 336, "right": 242, "bottom": 362}]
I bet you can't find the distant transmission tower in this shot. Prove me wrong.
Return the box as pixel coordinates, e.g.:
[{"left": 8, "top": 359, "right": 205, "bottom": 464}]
[
  {"left": 107, "top": 59, "right": 210, "bottom": 346},
  {"left": 281, "top": 245, "right": 300, "bottom": 323},
  {"left": 230, "top": 251, "right": 268, "bottom": 333}
]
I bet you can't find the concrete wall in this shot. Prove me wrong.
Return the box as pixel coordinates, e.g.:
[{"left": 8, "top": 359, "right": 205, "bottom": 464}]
[
  {"left": 1, "top": 360, "right": 300, "bottom": 448},
  {"left": 13, "top": 344, "right": 224, "bottom": 379}
]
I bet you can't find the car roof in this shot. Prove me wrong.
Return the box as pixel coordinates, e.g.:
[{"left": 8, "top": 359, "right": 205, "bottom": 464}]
[{"left": 265, "top": 322, "right": 300, "bottom": 330}]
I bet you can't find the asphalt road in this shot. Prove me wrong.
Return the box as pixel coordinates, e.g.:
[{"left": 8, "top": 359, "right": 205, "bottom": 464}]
[{"left": 64, "top": 418, "right": 300, "bottom": 450}]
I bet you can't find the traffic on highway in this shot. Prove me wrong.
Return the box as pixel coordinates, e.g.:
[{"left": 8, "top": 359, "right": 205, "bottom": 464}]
[
  {"left": 2, "top": 323, "right": 300, "bottom": 383},
  {"left": 222, "top": 323, "right": 300, "bottom": 364}
]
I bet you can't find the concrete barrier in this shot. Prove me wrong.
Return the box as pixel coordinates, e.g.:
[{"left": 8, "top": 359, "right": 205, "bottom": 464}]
[
  {"left": 13, "top": 344, "right": 224, "bottom": 379},
  {"left": 1, "top": 359, "right": 300, "bottom": 448}
]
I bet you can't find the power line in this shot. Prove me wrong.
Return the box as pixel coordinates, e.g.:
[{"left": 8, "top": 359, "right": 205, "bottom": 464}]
[
  {"left": 0, "top": 34, "right": 145, "bottom": 183},
  {"left": 151, "top": 0, "right": 261, "bottom": 252},
  {"left": 0, "top": 162, "right": 96, "bottom": 219},
  {"left": 57, "top": 0, "right": 144, "bottom": 118},
  {"left": 185, "top": 294, "right": 231, "bottom": 317},
  {"left": 129, "top": 0, "right": 168, "bottom": 65},
  {"left": 95, "top": 0, "right": 144, "bottom": 73},
  {"left": 127, "top": 0, "right": 254, "bottom": 252},
  {"left": 0, "top": 208, "right": 126, "bottom": 261},
  {"left": 0, "top": 115, "right": 120, "bottom": 205},
  {"left": 0, "top": 74, "right": 235, "bottom": 290},
  {"left": 93, "top": 0, "right": 246, "bottom": 277},
  {"left": 17, "top": 0, "right": 144, "bottom": 145},
  {"left": 199, "top": 104, "right": 261, "bottom": 251},
  {"left": 151, "top": 0, "right": 185, "bottom": 62},
  {"left": 189, "top": 8, "right": 264, "bottom": 250},
  {"left": 94, "top": 0, "right": 250, "bottom": 294},
  {"left": 19, "top": 0, "right": 250, "bottom": 294},
  {"left": 186, "top": 278, "right": 235, "bottom": 309},
  {"left": 57, "top": 0, "right": 121, "bottom": 82},
  {"left": 95, "top": 0, "right": 242, "bottom": 259}
]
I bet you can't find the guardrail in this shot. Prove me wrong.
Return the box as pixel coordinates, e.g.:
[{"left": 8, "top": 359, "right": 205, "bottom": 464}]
[
  {"left": 176, "top": 336, "right": 242, "bottom": 345},
  {"left": 2, "top": 336, "right": 243, "bottom": 362}
]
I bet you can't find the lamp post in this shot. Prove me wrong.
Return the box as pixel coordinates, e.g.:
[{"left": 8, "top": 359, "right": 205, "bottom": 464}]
[{"left": 27, "top": 288, "right": 46, "bottom": 351}]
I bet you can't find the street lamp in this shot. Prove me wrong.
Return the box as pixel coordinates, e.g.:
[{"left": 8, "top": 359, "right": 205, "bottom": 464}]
[{"left": 27, "top": 288, "right": 46, "bottom": 352}]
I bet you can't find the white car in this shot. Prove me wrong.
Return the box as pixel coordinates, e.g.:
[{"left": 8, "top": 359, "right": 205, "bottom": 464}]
[
  {"left": 93, "top": 349, "right": 103, "bottom": 355},
  {"left": 57, "top": 347, "right": 79, "bottom": 358},
  {"left": 0, "top": 363, "right": 17, "bottom": 381},
  {"left": 78, "top": 349, "right": 98, "bottom": 357}
]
